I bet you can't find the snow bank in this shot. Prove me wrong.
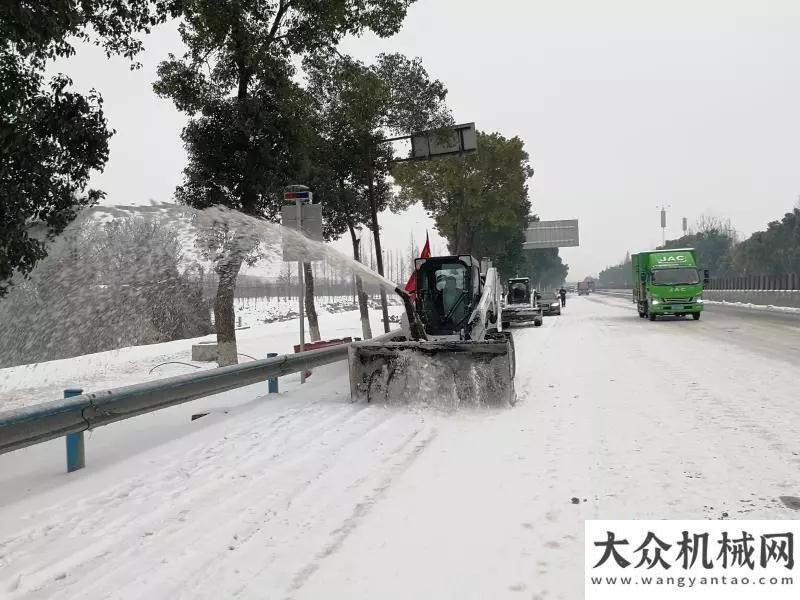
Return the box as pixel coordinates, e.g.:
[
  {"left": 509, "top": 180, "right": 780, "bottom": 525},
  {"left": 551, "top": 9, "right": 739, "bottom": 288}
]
[{"left": 704, "top": 299, "right": 800, "bottom": 314}]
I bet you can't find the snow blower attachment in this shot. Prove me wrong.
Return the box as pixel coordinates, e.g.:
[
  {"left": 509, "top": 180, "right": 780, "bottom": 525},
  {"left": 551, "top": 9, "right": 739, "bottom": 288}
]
[
  {"left": 348, "top": 256, "right": 516, "bottom": 407},
  {"left": 502, "top": 277, "right": 543, "bottom": 328}
]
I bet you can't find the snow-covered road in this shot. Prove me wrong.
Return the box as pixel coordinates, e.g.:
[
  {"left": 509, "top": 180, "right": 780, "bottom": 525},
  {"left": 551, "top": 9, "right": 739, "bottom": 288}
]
[{"left": 2, "top": 296, "right": 800, "bottom": 599}]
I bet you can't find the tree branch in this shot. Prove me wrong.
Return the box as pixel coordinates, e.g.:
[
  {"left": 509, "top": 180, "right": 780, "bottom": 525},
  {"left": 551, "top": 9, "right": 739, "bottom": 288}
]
[{"left": 267, "top": 0, "right": 292, "bottom": 45}]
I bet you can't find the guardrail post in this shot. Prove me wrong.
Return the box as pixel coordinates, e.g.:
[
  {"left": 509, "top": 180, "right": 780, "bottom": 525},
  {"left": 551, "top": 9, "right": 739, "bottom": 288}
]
[
  {"left": 64, "top": 388, "right": 85, "bottom": 473},
  {"left": 267, "top": 353, "right": 279, "bottom": 393}
]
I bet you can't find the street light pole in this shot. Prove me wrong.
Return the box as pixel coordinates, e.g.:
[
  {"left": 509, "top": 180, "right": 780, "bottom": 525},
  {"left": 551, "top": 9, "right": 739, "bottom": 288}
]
[{"left": 657, "top": 204, "right": 671, "bottom": 246}]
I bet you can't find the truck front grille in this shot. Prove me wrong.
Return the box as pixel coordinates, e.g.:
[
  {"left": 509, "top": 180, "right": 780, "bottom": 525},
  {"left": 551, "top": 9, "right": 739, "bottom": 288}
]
[{"left": 665, "top": 297, "right": 692, "bottom": 303}]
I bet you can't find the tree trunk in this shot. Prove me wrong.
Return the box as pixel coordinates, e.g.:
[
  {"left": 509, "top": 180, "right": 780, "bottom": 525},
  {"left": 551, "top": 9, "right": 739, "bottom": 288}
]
[
  {"left": 467, "top": 228, "right": 477, "bottom": 256},
  {"left": 213, "top": 32, "right": 253, "bottom": 367},
  {"left": 451, "top": 181, "right": 469, "bottom": 255},
  {"left": 366, "top": 153, "right": 391, "bottom": 333},
  {"left": 348, "top": 221, "right": 372, "bottom": 340},
  {"left": 303, "top": 261, "right": 321, "bottom": 342},
  {"left": 454, "top": 223, "right": 476, "bottom": 255},
  {"left": 214, "top": 251, "right": 244, "bottom": 366}
]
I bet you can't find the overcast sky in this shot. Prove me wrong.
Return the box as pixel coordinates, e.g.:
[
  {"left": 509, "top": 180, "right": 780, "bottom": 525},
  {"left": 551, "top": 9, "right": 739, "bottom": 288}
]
[{"left": 60, "top": 0, "right": 800, "bottom": 279}]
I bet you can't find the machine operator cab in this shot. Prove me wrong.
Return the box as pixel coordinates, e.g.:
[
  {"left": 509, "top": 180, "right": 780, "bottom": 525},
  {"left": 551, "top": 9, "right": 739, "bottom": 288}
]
[
  {"left": 414, "top": 255, "right": 483, "bottom": 338},
  {"left": 506, "top": 278, "right": 532, "bottom": 305}
]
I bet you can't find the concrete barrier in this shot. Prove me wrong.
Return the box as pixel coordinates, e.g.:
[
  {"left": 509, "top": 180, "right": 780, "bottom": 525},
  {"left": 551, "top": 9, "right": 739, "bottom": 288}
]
[
  {"left": 191, "top": 342, "right": 218, "bottom": 361},
  {"left": 704, "top": 290, "right": 800, "bottom": 308}
]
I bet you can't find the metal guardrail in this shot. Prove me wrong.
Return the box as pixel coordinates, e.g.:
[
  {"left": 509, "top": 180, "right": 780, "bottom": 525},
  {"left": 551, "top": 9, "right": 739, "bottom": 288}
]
[
  {"left": 0, "top": 344, "right": 354, "bottom": 457},
  {"left": 594, "top": 289, "right": 631, "bottom": 296}
]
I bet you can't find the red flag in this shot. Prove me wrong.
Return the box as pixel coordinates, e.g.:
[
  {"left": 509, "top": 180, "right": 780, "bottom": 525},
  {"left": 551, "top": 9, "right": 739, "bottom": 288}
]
[{"left": 404, "top": 232, "right": 431, "bottom": 298}]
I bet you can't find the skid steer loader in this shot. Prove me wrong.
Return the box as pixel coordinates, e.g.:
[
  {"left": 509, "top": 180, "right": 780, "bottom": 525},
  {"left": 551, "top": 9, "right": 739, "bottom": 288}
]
[
  {"left": 348, "top": 255, "right": 516, "bottom": 407},
  {"left": 502, "top": 277, "right": 543, "bottom": 328}
]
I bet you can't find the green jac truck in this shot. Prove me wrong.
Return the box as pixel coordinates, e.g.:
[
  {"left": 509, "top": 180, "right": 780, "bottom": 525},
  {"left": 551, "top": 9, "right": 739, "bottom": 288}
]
[{"left": 632, "top": 248, "right": 709, "bottom": 321}]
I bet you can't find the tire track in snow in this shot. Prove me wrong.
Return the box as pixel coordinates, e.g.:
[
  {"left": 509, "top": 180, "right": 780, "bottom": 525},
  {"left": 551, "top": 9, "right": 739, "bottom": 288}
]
[
  {"left": 77, "top": 406, "right": 399, "bottom": 599},
  {"left": 4, "top": 296, "right": 799, "bottom": 599},
  {"left": 635, "top": 342, "right": 800, "bottom": 518},
  {"left": 1, "top": 400, "right": 352, "bottom": 559},
  {"left": 1, "top": 399, "right": 420, "bottom": 599},
  {"left": 574, "top": 295, "right": 800, "bottom": 519},
  {"left": 284, "top": 427, "right": 438, "bottom": 597}
]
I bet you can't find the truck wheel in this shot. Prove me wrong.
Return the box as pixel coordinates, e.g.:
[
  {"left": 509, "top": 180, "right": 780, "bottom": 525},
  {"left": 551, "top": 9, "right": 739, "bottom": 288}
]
[
  {"left": 502, "top": 321, "right": 510, "bottom": 329},
  {"left": 648, "top": 312, "right": 656, "bottom": 321},
  {"left": 534, "top": 317, "right": 542, "bottom": 327},
  {"left": 692, "top": 313, "right": 701, "bottom": 321}
]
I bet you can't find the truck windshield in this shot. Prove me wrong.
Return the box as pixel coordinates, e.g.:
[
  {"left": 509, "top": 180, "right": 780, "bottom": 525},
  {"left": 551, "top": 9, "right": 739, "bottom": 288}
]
[{"left": 651, "top": 268, "right": 700, "bottom": 285}]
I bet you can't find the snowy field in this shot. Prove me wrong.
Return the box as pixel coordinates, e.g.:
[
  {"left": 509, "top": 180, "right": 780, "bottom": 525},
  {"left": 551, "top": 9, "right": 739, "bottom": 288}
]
[
  {"left": 2, "top": 295, "right": 800, "bottom": 599},
  {"left": 0, "top": 297, "right": 401, "bottom": 413}
]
